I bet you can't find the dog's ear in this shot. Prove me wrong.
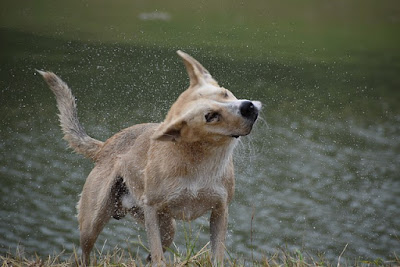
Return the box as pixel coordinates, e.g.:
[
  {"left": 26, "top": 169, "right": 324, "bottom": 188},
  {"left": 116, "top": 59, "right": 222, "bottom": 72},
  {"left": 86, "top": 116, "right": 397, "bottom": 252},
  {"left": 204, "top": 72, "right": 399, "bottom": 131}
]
[
  {"left": 177, "top": 50, "right": 218, "bottom": 87},
  {"left": 152, "top": 120, "right": 185, "bottom": 142}
]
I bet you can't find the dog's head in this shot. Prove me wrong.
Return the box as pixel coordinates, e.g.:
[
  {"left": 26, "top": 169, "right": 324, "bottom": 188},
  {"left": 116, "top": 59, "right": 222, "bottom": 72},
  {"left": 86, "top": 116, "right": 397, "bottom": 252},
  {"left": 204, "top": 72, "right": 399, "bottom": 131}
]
[{"left": 153, "top": 50, "right": 261, "bottom": 143}]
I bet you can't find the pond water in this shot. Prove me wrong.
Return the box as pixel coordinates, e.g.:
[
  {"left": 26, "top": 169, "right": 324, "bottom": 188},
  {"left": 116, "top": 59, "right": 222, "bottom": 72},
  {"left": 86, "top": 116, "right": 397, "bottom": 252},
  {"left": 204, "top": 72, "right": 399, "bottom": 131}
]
[{"left": 0, "top": 29, "right": 399, "bottom": 262}]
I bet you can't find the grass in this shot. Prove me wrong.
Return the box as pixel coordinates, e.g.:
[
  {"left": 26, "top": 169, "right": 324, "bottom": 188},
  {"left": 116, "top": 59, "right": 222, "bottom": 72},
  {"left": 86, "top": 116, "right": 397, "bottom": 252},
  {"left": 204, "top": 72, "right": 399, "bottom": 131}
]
[
  {"left": 2, "top": 224, "right": 399, "bottom": 267},
  {"left": 2, "top": 244, "right": 399, "bottom": 267}
]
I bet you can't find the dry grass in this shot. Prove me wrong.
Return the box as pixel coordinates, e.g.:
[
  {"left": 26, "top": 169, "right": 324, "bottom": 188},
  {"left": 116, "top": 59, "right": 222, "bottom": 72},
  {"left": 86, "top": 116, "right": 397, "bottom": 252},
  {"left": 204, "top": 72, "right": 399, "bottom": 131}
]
[{"left": 2, "top": 244, "right": 399, "bottom": 267}]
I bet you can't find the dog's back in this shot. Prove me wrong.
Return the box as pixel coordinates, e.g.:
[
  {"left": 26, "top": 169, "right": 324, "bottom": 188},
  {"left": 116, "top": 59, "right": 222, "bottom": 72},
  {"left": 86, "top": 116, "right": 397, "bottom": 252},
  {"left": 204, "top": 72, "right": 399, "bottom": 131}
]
[{"left": 95, "top": 123, "right": 158, "bottom": 162}]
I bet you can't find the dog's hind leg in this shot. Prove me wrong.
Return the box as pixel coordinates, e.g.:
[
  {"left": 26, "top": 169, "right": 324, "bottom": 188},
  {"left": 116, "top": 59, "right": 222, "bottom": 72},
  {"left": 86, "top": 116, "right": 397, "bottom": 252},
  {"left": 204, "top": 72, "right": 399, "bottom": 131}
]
[
  {"left": 78, "top": 195, "right": 113, "bottom": 266},
  {"left": 78, "top": 193, "right": 113, "bottom": 266},
  {"left": 77, "top": 169, "right": 117, "bottom": 265}
]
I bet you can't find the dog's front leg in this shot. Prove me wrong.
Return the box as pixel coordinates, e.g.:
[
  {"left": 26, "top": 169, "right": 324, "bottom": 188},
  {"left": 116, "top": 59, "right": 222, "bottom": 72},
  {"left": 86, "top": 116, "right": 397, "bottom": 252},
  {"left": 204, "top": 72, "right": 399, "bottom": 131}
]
[
  {"left": 210, "top": 202, "right": 228, "bottom": 265},
  {"left": 144, "top": 204, "right": 166, "bottom": 267}
]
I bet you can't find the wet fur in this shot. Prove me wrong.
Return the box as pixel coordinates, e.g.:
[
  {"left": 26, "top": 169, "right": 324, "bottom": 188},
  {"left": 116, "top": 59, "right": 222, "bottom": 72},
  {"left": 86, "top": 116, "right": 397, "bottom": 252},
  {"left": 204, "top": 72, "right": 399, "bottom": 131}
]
[{"left": 38, "top": 51, "right": 261, "bottom": 266}]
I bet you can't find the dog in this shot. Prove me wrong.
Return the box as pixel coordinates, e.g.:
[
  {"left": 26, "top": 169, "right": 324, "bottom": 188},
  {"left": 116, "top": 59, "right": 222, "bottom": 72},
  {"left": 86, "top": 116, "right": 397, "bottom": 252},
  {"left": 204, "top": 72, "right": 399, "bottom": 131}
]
[{"left": 38, "top": 50, "right": 261, "bottom": 266}]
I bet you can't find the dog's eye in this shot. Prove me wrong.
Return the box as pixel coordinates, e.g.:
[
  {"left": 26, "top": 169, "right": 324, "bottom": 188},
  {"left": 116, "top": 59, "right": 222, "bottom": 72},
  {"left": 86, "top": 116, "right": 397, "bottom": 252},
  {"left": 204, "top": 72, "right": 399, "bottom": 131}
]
[{"left": 205, "top": 112, "right": 220, "bottom": 123}]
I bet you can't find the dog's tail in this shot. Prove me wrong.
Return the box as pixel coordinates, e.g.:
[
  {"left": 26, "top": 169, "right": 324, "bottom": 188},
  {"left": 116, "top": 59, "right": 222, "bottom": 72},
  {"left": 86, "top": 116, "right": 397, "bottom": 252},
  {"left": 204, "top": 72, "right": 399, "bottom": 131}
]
[{"left": 37, "top": 71, "right": 104, "bottom": 160}]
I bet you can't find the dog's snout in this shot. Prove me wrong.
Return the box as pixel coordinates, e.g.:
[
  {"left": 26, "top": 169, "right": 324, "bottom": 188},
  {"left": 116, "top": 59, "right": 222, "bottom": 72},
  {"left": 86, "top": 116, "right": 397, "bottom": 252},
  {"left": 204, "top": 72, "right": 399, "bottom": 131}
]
[{"left": 240, "top": 101, "right": 258, "bottom": 121}]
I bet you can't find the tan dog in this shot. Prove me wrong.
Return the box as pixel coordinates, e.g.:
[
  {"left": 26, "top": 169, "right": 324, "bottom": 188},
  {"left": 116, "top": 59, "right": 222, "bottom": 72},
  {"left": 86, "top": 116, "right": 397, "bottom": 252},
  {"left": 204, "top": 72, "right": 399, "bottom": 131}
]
[{"left": 38, "top": 51, "right": 261, "bottom": 266}]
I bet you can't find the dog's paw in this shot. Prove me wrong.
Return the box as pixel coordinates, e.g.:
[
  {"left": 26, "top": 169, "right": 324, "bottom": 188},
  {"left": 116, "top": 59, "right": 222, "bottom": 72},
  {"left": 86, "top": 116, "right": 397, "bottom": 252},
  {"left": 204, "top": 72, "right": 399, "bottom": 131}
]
[{"left": 146, "top": 254, "right": 166, "bottom": 267}]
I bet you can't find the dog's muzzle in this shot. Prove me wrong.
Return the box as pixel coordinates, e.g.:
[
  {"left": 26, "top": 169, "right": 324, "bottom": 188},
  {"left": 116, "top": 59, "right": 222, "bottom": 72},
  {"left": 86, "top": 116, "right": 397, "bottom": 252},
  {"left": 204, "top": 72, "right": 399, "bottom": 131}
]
[{"left": 240, "top": 101, "right": 259, "bottom": 122}]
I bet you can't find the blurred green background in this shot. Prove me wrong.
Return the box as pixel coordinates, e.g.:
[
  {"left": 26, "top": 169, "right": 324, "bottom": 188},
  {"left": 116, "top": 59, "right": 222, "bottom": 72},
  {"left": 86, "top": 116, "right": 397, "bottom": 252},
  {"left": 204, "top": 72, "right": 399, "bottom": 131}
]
[{"left": 1, "top": 0, "right": 399, "bottom": 263}]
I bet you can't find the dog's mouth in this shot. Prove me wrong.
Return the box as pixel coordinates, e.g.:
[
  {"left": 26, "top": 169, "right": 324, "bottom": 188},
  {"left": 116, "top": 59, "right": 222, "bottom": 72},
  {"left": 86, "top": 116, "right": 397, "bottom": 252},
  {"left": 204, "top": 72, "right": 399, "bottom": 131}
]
[
  {"left": 230, "top": 116, "right": 258, "bottom": 139},
  {"left": 230, "top": 131, "right": 250, "bottom": 139},
  {"left": 230, "top": 128, "right": 252, "bottom": 138}
]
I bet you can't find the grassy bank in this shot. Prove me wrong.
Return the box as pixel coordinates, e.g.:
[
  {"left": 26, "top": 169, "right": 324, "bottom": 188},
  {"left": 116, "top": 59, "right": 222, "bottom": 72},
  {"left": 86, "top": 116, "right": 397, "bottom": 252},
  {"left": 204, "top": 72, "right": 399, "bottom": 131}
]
[{"left": 2, "top": 245, "right": 399, "bottom": 267}]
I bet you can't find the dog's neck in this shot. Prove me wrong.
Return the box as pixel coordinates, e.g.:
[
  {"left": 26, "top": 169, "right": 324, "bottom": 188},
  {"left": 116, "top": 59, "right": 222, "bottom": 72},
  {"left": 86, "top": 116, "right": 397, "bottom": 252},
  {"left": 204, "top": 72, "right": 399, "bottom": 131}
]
[
  {"left": 147, "top": 137, "right": 238, "bottom": 181},
  {"left": 172, "top": 138, "right": 237, "bottom": 164},
  {"left": 168, "top": 138, "right": 237, "bottom": 182}
]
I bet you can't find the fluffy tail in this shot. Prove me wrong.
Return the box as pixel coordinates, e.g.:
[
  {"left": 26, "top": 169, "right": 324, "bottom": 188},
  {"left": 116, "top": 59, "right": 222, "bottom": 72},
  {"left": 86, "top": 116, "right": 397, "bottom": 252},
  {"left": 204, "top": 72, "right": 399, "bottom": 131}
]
[{"left": 38, "top": 71, "right": 103, "bottom": 160}]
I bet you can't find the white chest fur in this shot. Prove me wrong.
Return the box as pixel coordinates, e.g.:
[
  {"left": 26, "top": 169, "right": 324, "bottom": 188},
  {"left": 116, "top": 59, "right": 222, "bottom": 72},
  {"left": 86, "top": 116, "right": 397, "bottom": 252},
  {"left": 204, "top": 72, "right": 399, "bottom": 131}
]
[
  {"left": 166, "top": 175, "right": 227, "bottom": 221},
  {"left": 165, "top": 141, "right": 236, "bottom": 221}
]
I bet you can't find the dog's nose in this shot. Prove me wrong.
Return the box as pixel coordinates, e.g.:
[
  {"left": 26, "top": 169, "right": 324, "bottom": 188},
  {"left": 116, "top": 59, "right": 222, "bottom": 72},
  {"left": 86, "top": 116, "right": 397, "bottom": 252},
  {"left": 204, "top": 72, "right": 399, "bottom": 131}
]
[{"left": 240, "top": 101, "right": 258, "bottom": 121}]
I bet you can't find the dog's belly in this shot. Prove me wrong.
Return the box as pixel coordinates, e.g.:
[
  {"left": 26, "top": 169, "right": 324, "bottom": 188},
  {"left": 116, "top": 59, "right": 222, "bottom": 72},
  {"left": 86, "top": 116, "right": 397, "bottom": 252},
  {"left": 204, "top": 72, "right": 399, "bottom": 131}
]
[{"left": 167, "top": 188, "right": 225, "bottom": 221}]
